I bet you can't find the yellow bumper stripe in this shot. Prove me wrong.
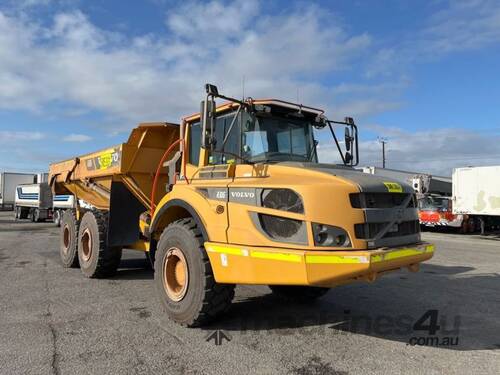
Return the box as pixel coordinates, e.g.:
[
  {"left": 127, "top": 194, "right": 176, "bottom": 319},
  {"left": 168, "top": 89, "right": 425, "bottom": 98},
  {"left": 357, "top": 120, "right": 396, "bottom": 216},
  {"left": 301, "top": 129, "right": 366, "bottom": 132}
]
[
  {"left": 251, "top": 251, "right": 302, "bottom": 263},
  {"left": 305, "top": 255, "right": 367, "bottom": 264},
  {"left": 206, "top": 245, "right": 243, "bottom": 256},
  {"left": 371, "top": 245, "right": 435, "bottom": 263}
]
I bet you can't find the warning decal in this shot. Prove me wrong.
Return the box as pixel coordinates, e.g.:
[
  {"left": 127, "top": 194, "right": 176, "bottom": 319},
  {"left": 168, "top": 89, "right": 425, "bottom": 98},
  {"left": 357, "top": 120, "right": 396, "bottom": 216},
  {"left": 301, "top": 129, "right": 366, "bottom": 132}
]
[{"left": 383, "top": 181, "right": 403, "bottom": 193}]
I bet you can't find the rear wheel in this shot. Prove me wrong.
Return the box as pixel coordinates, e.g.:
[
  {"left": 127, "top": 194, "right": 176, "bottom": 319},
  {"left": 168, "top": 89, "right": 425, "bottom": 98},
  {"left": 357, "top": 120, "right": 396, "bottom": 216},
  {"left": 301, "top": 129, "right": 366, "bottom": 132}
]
[
  {"left": 60, "top": 210, "right": 80, "bottom": 268},
  {"left": 19, "top": 207, "right": 29, "bottom": 219},
  {"left": 269, "top": 285, "right": 329, "bottom": 303},
  {"left": 77, "top": 210, "right": 122, "bottom": 278},
  {"left": 154, "top": 218, "right": 235, "bottom": 327}
]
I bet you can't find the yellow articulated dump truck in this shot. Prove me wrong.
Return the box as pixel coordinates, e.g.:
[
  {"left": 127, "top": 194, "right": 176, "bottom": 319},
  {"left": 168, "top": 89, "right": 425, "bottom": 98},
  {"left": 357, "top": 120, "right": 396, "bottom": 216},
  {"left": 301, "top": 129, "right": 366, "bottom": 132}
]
[{"left": 49, "top": 84, "right": 434, "bottom": 327}]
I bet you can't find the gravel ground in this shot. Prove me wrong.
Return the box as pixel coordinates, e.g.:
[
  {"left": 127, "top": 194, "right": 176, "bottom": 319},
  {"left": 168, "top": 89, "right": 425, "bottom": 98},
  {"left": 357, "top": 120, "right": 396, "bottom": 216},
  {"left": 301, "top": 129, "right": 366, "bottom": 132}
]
[{"left": 0, "top": 210, "right": 499, "bottom": 374}]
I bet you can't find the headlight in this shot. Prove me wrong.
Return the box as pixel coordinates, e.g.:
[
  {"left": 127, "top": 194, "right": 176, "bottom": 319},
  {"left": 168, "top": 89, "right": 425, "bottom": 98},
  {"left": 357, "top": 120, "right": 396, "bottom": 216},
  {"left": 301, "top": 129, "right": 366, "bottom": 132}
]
[
  {"left": 312, "top": 223, "right": 351, "bottom": 247},
  {"left": 261, "top": 189, "right": 304, "bottom": 213}
]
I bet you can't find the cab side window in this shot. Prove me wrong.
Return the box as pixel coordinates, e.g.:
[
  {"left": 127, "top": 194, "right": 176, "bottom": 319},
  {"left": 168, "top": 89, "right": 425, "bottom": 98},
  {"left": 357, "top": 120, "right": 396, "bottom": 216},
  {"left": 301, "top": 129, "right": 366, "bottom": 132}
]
[
  {"left": 209, "top": 113, "right": 240, "bottom": 165},
  {"left": 189, "top": 122, "right": 201, "bottom": 165}
]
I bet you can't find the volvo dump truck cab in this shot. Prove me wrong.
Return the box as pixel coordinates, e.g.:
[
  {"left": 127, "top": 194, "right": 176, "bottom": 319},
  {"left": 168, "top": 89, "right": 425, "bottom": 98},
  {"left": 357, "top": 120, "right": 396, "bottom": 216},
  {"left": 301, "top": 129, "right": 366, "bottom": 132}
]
[{"left": 49, "top": 84, "right": 434, "bottom": 327}]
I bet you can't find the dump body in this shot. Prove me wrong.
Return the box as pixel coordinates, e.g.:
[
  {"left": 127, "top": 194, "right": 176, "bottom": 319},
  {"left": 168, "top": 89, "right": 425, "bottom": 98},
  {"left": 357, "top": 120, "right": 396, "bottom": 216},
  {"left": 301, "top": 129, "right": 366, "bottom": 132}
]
[
  {"left": 49, "top": 123, "right": 180, "bottom": 248},
  {"left": 49, "top": 123, "right": 179, "bottom": 211}
]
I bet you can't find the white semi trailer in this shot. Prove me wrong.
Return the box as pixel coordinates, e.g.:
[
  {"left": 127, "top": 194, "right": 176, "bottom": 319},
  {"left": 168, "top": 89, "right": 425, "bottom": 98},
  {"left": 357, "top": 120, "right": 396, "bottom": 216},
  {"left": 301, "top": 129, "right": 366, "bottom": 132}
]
[
  {"left": 14, "top": 182, "right": 53, "bottom": 221},
  {"left": 0, "top": 172, "right": 37, "bottom": 210},
  {"left": 453, "top": 166, "right": 500, "bottom": 233}
]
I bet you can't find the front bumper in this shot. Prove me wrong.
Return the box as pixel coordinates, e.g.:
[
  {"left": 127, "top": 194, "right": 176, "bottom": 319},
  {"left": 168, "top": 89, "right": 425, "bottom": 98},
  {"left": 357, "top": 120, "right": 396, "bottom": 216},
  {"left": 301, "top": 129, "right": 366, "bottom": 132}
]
[{"left": 205, "top": 242, "right": 434, "bottom": 287}]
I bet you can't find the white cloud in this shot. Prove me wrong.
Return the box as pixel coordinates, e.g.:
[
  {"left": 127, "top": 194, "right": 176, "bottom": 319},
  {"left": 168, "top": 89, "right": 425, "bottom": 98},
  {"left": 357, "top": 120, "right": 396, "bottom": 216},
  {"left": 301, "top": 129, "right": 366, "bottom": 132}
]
[
  {"left": 0, "top": 131, "right": 45, "bottom": 141},
  {"left": 367, "top": 0, "right": 500, "bottom": 77},
  {"left": 0, "top": 2, "right": 385, "bottom": 128},
  {"left": 317, "top": 125, "right": 500, "bottom": 175},
  {"left": 422, "top": 0, "right": 500, "bottom": 54},
  {"left": 63, "top": 133, "right": 91, "bottom": 142}
]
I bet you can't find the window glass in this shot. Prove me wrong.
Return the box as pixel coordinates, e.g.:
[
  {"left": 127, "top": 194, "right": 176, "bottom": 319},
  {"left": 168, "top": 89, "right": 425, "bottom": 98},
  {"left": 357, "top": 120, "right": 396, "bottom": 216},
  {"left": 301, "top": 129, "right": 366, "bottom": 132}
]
[
  {"left": 189, "top": 122, "right": 201, "bottom": 165},
  {"left": 241, "top": 113, "right": 316, "bottom": 162},
  {"left": 209, "top": 112, "right": 241, "bottom": 165}
]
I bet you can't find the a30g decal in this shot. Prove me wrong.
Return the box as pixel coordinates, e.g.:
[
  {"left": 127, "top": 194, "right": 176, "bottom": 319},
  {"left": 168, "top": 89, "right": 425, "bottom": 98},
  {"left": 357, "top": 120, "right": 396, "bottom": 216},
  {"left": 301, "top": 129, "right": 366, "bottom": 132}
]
[{"left": 85, "top": 148, "right": 121, "bottom": 171}]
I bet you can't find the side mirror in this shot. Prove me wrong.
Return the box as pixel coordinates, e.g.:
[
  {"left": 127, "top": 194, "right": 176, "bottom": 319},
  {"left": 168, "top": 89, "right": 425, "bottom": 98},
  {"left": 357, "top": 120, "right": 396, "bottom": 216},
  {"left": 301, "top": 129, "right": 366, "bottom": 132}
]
[
  {"left": 345, "top": 151, "right": 352, "bottom": 164},
  {"left": 345, "top": 127, "right": 351, "bottom": 151},
  {"left": 201, "top": 99, "right": 216, "bottom": 149}
]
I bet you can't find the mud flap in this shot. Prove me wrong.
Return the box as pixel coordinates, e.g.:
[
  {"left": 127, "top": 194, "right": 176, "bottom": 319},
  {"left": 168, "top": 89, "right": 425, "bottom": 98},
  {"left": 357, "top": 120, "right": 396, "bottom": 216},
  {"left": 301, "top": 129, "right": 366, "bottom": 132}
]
[{"left": 107, "top": 182, "right": 145, "bottom": 247}]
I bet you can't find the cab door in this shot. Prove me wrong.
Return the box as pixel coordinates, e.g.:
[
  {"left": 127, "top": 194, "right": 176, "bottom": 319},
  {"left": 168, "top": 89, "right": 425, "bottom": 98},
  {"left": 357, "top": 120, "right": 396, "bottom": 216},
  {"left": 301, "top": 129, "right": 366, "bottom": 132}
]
[{"left": 184, "top": 115, "right": 237, "bottom": 243}]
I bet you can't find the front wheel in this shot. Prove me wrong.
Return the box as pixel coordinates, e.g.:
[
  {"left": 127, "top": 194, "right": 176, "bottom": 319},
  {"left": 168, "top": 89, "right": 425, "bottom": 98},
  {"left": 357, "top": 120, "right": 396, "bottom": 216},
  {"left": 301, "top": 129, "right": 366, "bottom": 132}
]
[
  {"left": 269, "top": 285, "right": 330, "bottom": 303},
  {"left": 154, "top": 218, "right": 235, "bottom": 327}
]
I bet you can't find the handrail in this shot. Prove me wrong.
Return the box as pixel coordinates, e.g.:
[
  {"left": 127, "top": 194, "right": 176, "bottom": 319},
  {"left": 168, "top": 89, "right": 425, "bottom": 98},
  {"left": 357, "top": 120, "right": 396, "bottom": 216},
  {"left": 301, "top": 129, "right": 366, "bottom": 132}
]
[{"left": 150, "top": 138, "right": 187, "bottom": 217}]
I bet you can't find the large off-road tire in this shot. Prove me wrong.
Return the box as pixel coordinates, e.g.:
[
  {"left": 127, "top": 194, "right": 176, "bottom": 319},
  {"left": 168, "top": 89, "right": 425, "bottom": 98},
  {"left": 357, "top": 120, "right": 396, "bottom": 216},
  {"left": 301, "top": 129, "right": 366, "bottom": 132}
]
[
  {"left": 154, "top": 218, "right": 235, "bottom": 327},
  {"left": 60, "top": 210, "right": 80, "bottom": 268},
  {"left": 77, "top": 210, "right": 122, "bottom": 278},
  {"left": 269, "top": 285, "right": 329, "bottom": 303}
]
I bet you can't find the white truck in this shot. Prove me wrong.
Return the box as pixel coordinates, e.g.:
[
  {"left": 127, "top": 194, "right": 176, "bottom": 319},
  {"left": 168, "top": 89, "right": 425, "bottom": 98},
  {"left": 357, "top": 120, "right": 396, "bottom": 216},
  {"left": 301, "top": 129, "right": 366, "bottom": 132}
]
[
  {"left": 453, "top": 166, "right": 500, "bottom": 233},
  {"left": 0, "top": 172, "right": 37, "bottom": 210},
  {"left": 14, "top": 182, "right": 53, "bottom": 221},
  {"left": 15, "top": 182, "right": 76, "bottom": 224}
]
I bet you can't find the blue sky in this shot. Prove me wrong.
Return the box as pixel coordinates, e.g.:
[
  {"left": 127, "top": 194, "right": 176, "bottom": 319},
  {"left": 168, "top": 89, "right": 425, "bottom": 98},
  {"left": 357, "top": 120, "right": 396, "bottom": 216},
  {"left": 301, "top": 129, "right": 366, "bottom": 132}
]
[{"left": 1, "top": 0, "right": 499, "bottom": 175}]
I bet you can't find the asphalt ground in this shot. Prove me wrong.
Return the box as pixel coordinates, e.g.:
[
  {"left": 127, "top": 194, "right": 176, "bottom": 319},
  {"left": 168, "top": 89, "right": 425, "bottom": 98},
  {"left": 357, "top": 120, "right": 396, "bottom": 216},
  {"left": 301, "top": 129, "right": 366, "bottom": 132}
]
[{"left": 0, "top": 210, "right": 499, "bottom": 374}]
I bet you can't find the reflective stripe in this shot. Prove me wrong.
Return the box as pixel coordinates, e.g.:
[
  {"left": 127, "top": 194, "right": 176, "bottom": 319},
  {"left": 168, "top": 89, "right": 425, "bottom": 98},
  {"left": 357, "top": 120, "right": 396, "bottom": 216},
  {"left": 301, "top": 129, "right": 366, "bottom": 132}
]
[
  {"left": 207, "top": 245, "right": 301, "bottom": 262},
  {"left": 251, "top": 251, "right": 301, "bottom": 263},
  {"left": 206, "top": 245, "right": 243, "bottom": 256},
  {"left": 305, "top": 255, "right": 367, "bottom": 264},
  {"left": 371, "top": 245, "right": 434, "bottom": 263}
]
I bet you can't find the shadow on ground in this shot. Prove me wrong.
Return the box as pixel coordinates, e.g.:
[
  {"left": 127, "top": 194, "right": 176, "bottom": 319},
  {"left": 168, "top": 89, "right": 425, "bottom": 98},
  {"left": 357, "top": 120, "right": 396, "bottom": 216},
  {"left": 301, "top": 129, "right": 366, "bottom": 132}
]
[{"left": 200, "top": 263, "right": 500, "bottom": 351}]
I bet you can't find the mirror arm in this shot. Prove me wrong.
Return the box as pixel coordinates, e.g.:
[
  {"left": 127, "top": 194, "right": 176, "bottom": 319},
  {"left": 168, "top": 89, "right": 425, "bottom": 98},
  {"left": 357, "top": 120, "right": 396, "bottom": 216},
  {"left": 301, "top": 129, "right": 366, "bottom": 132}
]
[{"left": 327, "top": 121, "right": 346, "bottom": 165}]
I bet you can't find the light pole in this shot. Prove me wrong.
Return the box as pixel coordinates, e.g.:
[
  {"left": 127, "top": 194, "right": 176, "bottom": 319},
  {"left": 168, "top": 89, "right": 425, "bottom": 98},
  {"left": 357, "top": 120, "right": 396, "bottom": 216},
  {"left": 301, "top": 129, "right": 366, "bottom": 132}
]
[{"left": 378, "top": 137, "right": 387, "bottom": 168}]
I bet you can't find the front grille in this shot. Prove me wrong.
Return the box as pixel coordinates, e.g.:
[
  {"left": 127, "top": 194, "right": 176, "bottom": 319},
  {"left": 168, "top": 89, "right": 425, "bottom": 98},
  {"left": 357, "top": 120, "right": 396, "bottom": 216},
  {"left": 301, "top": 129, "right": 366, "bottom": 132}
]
[
  {"left": 355, "top": 220, "right": 420, "bottom": 239},
  {"left": 350, "top": 193, "right": 417, "bottom": 209}
]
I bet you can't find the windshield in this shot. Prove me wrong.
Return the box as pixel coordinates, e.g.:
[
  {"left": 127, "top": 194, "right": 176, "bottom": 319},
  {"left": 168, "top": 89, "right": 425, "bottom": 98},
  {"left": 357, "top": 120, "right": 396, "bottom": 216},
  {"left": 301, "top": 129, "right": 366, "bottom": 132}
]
[
  {"left": 418, "top": 196, "right": 450, "bottom": 211},
  {"left": 241, "top": 113, "right": 317, "bottom": 163}
]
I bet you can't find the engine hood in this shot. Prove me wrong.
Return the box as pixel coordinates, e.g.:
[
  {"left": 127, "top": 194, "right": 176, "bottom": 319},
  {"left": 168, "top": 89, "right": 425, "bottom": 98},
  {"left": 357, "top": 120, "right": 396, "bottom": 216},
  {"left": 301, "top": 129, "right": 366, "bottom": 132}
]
[{"left": 277, "top": 162, "right": 414, "bottom": 194}]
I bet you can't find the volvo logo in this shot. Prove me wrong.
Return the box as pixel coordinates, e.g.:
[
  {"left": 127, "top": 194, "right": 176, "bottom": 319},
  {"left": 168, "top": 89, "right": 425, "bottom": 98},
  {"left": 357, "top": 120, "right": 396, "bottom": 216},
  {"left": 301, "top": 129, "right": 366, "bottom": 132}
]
[{"left": 230, "top": 191, "right": 255, "bottom": 199}]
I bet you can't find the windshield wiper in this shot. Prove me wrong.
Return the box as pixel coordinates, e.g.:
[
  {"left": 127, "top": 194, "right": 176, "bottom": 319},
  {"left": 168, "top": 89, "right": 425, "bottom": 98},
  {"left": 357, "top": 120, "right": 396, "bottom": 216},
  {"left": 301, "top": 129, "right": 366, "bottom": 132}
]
[{"left": 210, "top": 149, "right": 255, "bottom": 165}]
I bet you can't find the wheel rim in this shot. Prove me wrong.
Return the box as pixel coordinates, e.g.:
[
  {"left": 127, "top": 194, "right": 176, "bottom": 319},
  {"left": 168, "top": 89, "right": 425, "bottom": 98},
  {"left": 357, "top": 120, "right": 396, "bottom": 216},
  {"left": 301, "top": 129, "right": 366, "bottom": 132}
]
[
  {"left": 81, "top": 228, "right": 92, "bottom": 262},
  {"left": 163, "top": 247, "right": 189, "bottom": 302},
  {"left": 62, "top": 224, "right": 71, "bottom": 253}
]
